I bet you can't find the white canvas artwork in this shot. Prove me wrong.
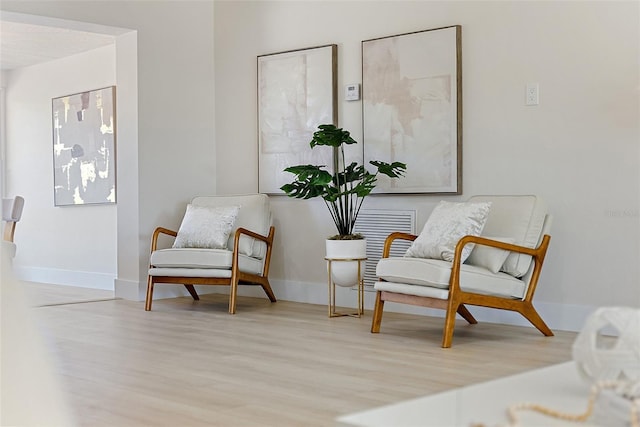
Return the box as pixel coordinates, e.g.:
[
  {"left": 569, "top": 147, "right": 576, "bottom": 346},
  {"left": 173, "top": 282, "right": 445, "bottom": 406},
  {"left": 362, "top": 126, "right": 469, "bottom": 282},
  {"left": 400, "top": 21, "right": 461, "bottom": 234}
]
[
  {"left": 258, "top": 45, "right": 337, "bottom": 194},
  {"left": 52, "top": 86, "right": 116, "bottom": 206},
  {"left": 362, "top": 26, "right": 461, "bottom": 194}
]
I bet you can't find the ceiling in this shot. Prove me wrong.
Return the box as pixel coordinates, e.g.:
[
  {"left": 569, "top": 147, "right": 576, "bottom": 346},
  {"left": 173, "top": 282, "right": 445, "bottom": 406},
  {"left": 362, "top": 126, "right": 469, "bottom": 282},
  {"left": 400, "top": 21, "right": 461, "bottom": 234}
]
[{"left": 1, "top": 20, "right": 116, "bottom": 71}]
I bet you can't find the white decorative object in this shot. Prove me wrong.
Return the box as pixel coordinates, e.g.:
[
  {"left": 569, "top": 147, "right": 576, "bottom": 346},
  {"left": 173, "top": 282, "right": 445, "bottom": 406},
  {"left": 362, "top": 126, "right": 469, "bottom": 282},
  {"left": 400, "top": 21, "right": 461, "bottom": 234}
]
[
  {"left": 507, "top": 306, "right": 640, "bottom": 427},
  {"left": 325, "top": 239, "right": 367, "bottom": 287},
  {"left": 572, "top": 306, "right": 640, "bottom": 383}
]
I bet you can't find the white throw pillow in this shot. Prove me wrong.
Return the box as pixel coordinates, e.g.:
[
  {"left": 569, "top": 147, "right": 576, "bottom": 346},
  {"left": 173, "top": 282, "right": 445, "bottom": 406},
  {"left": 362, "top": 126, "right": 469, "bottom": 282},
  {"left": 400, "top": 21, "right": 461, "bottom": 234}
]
[
  {"left": 465, "top": 237, "right": 515, "bottom": 274},
  {"left": 172, "top": 204, "right": 240, "bottom": 249},
  {"left": 405, "top": 201, "right": 492, "bottom": 262}
]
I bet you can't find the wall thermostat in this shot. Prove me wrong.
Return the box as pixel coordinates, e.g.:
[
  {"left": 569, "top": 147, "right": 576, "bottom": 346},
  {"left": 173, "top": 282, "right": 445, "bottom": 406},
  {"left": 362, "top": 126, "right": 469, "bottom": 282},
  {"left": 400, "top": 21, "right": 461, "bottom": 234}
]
[{"left": 345, "top": 84, "right": 360, "bottom": 101}]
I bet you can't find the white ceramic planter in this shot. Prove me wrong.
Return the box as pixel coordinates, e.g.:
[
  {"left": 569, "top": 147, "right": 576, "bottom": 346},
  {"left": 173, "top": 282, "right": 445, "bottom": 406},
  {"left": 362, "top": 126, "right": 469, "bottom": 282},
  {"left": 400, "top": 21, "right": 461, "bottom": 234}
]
[{"left": 325, "top": 239, "right": 367, "bottom": 287}]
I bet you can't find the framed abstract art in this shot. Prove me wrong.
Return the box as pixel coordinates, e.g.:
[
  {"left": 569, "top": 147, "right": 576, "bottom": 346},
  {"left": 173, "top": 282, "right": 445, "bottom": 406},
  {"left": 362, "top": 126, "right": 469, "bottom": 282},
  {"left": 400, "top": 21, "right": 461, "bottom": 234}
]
[
  {"left": 362, "top": 26, "right": 462, "bottom": 194},
  {"left": 52, "top": 86, "right": 116, "bottom": 206},
  {"left": 257, "top": 44, "right": 337, "bottom": 194}
]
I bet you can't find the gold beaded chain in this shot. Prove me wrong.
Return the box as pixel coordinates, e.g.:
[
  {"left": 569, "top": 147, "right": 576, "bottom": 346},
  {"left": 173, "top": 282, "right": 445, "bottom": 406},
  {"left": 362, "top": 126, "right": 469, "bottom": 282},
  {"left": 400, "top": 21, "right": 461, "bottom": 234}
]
[{"left": 506, "top": 380, "right": 640, "bottom": 427}]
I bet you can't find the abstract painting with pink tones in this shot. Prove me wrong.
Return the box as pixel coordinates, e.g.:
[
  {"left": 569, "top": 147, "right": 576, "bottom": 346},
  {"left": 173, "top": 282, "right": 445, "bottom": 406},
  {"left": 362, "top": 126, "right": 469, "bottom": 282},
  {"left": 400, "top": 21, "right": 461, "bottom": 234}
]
[{"left": 362, "top": 26, "right": 461, "bottom": 194}]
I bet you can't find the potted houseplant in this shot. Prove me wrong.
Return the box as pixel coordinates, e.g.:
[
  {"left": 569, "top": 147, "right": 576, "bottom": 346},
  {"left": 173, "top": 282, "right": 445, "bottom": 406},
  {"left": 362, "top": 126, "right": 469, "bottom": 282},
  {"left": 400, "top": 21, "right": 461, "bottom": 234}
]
[{"left": 281, "top": 124, "right": 406, "bottom": 286}]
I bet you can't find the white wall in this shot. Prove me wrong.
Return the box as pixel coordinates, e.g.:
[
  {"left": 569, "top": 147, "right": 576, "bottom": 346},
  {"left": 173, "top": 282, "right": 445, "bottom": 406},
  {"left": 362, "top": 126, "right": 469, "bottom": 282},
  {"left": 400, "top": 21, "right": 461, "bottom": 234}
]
[
  {"left": 4, "top": 45, "right": 117, "bottom": 289},
  {"left": 215, "top": 1, "right": 640, "bottom": 330},
  {"left": 2, "top": 1, "right": 638, "bottom": 332},
  {"left": 1, "top": 1, "right": 217, "bottom": 300}
]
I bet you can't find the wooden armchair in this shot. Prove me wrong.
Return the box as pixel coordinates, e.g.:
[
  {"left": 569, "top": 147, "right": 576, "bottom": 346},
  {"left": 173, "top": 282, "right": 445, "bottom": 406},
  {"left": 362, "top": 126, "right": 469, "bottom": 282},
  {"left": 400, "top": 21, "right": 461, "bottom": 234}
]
[
  {"left": 371, "top": 195, "right": 553, "bottom": 348},
  {"left": 146, "top": 194, "right": 276, "bottom": 313}
]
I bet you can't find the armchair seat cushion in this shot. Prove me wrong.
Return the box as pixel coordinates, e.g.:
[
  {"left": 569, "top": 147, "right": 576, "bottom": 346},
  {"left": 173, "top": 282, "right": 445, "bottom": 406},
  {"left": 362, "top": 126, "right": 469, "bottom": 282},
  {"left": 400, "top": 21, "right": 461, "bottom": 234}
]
[
  {"left": 374, "top": 281, "right": 450, "bottom": 300},
  {"left": 150, "top": 248, "right": 263, "bottom": 275},
  {"left": 376, "top": 257, "right": 526, "bottom": 299},
  {"left": 151, "top": 248, "right": 232, "bottom": 269},
  {"left": 149, "top": 267, "right": 233, "bottom": 278}
]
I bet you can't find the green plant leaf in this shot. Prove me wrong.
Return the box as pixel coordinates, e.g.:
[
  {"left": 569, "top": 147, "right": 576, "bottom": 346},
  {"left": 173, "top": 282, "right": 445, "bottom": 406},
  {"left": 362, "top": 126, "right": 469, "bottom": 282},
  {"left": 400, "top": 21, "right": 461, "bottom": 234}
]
[
  {"left": 281, "top": 124, "right": 407, "bottom": 237},
  {"left": 335, "top": 163, "right": 366, "bottom": 185},
  {"left": 310, "top": 124, "right": 357, "bottom": 149},
  {"left": 281, "top": 165, "right": 333, "bottom": 199},
  {"left": 370, "top": 160, "right": 407, "bottom": 178}
]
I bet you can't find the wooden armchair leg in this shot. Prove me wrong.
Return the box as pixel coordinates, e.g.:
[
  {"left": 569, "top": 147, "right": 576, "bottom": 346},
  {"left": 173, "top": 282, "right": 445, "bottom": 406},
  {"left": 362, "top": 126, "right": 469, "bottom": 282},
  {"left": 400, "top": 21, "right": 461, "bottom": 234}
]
[
  {"left": 184, "top": 284, "right": 200, "bottom": 301},
  {"left": 371, "top": 291, "right": 384, "bottom": 333},
  {"left": 519, "top": 302, "right": 554, "bottom": 337},
  {"left": 145, "top": 276, "right": 154, "bottom": 311},
  {"left": 457, "top": 304, "right": 478, "bottom": 325},
  {"left": 229, "top": 279, "right": 239, "bottom": 315},
  {"left": 261, "top": 280, "right": 277, "bottom": 302},
  {"left": 442, "top": 302, "right": 459, "bottom": 348}
]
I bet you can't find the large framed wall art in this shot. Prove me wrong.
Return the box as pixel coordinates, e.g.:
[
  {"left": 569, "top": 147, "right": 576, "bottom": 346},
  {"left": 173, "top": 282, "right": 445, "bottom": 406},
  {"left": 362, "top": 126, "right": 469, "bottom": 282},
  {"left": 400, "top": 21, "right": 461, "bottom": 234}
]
[
  {"left": 362, "top": 25, "right": 462, "bottom": 194},
  {"left": 257, "top": 44, "right": 337, "bottom": 194},
  {"left": 52, "top": 86, "right": 116, "bottom": 206}
]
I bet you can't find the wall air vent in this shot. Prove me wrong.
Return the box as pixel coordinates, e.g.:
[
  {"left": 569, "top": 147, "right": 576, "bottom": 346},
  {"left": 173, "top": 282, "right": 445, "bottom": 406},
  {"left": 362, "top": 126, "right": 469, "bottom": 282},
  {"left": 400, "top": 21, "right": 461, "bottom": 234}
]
[{"left": 353, "top": 209, "right": 416, "bottom": 289}]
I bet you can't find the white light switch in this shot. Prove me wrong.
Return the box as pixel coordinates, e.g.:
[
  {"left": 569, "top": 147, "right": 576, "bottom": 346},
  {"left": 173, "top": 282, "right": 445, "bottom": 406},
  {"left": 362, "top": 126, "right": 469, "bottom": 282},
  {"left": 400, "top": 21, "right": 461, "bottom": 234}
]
[
  {"left": 345, "top": 84, "right": 360, "bottom": 101},
  {"left": 526, "top": 83, "right": 539, "bottom": 106}
]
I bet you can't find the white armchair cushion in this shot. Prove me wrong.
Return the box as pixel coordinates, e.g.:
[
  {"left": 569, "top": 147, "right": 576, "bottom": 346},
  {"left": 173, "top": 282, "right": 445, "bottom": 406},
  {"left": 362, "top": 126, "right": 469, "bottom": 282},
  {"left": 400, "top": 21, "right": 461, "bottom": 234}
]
[
  {"left": 152, "top": 247, "right": 233, "bottom": 269},
  {"left": 375, "top": 281, "right": 450, "bottom": 300},
  {"left": 150, "top": 247, "right": 263, "bottom": 275},
  {"left": 172, "top": 204, "right": 239, "bottom": 249},
  {"left": 405, "top": 201, "right": 492, "bottom": 263},
  {"left": 468, "top": 195, "right": 547, "bottom": 277},
  {"left": 2, "top": 196, "right": 24, "bottom": 221},
  {"left": 465, "top": 237, "right": 516, "bottom": 274},
  {"left": 377, "top": 257, "right": 452, "bottom": 288},
  {"left": 376, "top": 257, "right": 526, "bottom": 299},
  {"left": 149, "top": 267, "right": 233, "bottom": 278},
  {"left": 191, "top": 194, "right": 271, "bottom": 258}
]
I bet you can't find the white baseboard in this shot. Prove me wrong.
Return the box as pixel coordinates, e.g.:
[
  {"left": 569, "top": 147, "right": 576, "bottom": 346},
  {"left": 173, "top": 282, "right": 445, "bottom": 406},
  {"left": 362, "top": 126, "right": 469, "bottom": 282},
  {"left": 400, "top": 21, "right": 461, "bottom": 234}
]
[
  {"left": 14, "top": 266, "right": 115, "bottom": 291},
  {"left": 236, "top": 279, "right": 597, "bottom": 333},
  {"left": 114, "top": 278, "right": 143, "bottom": 300},
  {"left": 27, "top": 270, "right": 598, "bottom": 333}
]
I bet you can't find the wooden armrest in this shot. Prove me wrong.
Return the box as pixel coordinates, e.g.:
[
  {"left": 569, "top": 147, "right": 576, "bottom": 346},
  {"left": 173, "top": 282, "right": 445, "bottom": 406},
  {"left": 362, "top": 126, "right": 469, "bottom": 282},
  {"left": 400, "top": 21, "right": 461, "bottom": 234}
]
[
  {"left": 150, "top": 227, "right": 177, "bottom": 252},
  {"left": 449, "top": 235, "right": 552, "bottom": 292},
  {"left": 449, "top": 234, "right": 551, "bottom": 298},
  {"left": 234, "top": 226, "right": 273, "bottom": 243},
  {"left": 233, "top": 226, "right": 275, "bottom": 254},
  {"left": 382, "top": 232, "right": 417, "bottom": 258},
  {"left": 454, "top": 234, "right": 550, "bottom": 260}
]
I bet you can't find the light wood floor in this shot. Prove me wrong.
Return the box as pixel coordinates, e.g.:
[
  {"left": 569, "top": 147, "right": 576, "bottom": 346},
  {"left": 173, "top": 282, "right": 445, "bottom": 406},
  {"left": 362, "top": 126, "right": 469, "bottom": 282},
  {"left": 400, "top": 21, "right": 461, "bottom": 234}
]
[{"left": 23, "top": 283, "right": 575, "bottom": 427}]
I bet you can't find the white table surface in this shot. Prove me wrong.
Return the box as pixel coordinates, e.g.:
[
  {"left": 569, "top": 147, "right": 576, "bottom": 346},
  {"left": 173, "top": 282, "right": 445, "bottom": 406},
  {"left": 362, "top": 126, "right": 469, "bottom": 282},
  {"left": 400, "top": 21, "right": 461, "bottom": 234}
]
[{"left": 336, "top": 361, "right": 606, "bottom": 427}]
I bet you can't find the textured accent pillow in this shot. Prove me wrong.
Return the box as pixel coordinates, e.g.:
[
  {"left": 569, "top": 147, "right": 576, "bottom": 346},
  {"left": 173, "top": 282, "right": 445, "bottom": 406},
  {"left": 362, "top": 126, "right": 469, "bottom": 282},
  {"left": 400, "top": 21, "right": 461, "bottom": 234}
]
[
  {"left": 465, "top": 237, "right": 516, "bottom": 274},
  {"left": 172, "top": 204, "right": 240, "bottom": 249},
  {"left": 405, "top": 201, "right": 492, "bottom": 262}
]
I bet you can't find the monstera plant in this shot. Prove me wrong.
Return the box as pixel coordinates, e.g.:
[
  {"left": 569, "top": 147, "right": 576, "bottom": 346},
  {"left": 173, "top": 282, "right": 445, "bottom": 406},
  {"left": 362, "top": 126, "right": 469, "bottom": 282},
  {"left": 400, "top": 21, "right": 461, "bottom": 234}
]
[{"left": 281, "top": 124, "right": 406, "bottom": 239}]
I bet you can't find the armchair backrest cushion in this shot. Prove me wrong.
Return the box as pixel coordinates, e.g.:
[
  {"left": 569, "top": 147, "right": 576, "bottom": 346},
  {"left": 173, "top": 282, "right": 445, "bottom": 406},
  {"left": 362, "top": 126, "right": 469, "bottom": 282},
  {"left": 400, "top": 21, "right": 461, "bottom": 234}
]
[
  {"left": 467, "top": 195, "right": 548, "bottom": 278},
  {"left": 191, "top": 194, "right": 271, "bottom": 259},
  {"left": 2, "top": 196, "right": 24, "bottom": 222}
]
